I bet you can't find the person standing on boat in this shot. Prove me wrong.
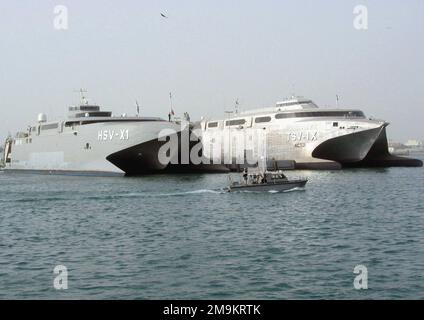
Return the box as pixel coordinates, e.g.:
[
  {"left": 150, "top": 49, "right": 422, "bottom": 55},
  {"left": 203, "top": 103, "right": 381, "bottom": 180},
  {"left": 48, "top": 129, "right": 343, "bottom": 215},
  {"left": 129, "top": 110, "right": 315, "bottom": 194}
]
[{"left": 242, "top": 168, "right": 248, "bottom": 184}]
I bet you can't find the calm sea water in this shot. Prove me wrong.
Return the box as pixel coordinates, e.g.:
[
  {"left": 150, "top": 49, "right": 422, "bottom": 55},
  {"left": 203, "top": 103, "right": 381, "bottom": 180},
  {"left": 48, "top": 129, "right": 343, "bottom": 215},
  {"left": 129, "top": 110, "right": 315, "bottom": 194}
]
[{"left": 0, "top": 156, "right": 423, "bottom": 299}]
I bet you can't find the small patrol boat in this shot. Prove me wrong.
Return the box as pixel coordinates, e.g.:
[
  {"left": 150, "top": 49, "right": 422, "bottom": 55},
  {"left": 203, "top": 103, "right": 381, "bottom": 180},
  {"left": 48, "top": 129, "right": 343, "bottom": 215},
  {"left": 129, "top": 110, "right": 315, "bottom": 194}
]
[{"left": 227, "top": 169, "right": 307, "bottom": 192}]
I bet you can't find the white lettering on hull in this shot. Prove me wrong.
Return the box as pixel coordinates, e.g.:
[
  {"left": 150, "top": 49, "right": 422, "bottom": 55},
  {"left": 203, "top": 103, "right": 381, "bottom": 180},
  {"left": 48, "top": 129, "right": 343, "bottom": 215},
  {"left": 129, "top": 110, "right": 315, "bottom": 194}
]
[
  {"left": 287, "top": 131, "right": 318, "bottom": 142},
  {"left": 98, "top": 129, "right": 129, "bottom": 141}
]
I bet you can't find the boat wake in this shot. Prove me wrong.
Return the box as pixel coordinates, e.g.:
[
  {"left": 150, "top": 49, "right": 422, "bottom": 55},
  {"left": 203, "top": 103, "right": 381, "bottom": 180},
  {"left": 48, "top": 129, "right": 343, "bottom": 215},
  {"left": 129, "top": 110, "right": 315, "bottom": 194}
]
[
  {"left": 268, "top": 190, "right": 279, "bottom": 193},
  {"left": 2, "top": 187, "right": 305, "bottom": 204},
  {"left": 157, "top": 189, "right": 225, "bottom": 197},
  {"left": 83, "top": 189, "right": 225, "bottom": 200},
  {"left": 230, "top": 187, "right": 306, "bottom": 194},
  {"left": 116, "top": 189, "right": 226, "bottom": 198},
  {"left": 1, "top": 189, "right": 226, "bottom": 203},
  {"left": 283, "top": 187, "right": 306, "bottom": 193}
]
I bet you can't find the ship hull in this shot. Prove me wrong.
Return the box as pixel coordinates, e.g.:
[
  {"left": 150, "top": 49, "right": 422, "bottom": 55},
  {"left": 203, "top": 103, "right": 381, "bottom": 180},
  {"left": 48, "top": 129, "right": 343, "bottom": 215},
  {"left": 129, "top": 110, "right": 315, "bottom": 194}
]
[
  {"left": 267, "top": 126, "right": 422, "bottom": 170},
  {"left": 107, "top": 137, "right": 172, "bottom": 175},
  {"left": 276, "top": 126, "right": 423, "bottom": 169},
  {"left": 4, "top": 120, "right": 181, "bottom": 176},
  {"left": 342, "top": 126, "right": 423, "bottom": 168},
  {"left": 199, "top": 117, "right": 423, "bottom": 170},
  {"left": 312, "top": 125, "right": 385, "bottom": 163},
  {"left": 2, "top": 169, "right": 125, "bottom": 177}
]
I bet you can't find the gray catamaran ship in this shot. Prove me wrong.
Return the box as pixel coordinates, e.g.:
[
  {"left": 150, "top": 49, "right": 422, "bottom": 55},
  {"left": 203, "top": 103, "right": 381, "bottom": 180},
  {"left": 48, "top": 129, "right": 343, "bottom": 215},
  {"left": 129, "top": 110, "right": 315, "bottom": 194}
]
[
  {"left": 2, "top": 95, "right": 181, "bottom": 176},
  {"left": 199, "top": 96, "right": 423, "bottom": 169}
]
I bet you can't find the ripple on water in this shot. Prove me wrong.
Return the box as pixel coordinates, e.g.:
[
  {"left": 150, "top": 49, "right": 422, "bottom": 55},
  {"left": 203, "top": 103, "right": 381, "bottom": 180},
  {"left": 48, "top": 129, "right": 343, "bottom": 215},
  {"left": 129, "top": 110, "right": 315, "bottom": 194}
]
[{"left": 0, "top": 162, "right": 423, "bottom": 299}]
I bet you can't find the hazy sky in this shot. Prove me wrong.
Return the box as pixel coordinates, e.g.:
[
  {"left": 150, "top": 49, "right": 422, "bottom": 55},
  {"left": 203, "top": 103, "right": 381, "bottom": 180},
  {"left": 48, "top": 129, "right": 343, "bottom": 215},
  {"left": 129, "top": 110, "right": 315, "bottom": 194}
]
[{"left": 0, "top": 0, "right": 423, "bottom": 142}]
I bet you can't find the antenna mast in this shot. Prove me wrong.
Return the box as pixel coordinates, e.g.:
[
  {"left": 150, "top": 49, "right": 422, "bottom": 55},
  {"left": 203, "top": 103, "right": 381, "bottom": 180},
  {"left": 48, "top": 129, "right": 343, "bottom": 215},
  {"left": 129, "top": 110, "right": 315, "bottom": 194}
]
[
  {"left": 136, "top": 100, "right": 140, "bottom": 116},
  {"left": 74, "top": 88, "right": 88, "bottom": 105}
]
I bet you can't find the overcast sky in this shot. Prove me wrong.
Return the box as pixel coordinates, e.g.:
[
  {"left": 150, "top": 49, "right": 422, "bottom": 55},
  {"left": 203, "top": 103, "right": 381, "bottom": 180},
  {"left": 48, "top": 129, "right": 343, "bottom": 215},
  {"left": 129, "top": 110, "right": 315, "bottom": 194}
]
[{"left": 0, "top": 0, "right": 423, "bottom": 142}]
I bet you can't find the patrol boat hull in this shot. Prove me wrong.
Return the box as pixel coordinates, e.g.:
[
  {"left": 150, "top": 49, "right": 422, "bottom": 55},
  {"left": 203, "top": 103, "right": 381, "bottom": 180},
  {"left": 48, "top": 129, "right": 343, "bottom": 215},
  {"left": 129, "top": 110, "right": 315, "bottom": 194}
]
[{"left": 228, "top": 179, "right": 307, "bottom": 192}]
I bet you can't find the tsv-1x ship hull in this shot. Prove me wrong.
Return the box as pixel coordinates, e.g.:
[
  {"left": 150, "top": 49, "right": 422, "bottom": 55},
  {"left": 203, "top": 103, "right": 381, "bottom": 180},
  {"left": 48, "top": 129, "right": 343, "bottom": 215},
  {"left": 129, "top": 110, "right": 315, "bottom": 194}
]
[{"left": 198, "top": 96, "right": 423, "bottom": 170}]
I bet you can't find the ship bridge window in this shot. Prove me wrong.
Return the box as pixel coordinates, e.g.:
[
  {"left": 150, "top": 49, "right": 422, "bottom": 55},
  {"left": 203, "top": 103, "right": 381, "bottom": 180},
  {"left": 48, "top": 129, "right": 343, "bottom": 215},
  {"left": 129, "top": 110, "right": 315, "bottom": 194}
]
[
  {"left": 275, "top": 113, "right": 296, "bottom": 119},
  {"left": 41, "top": 123, "right": 59, "bottom": 130},
  {"left": 275, "top": 111, "right": 365, "bottom": 119},
  {"left": 276, "top": 100, "right": 312, "bottom": 107},
  {"left": 79, "top": 106, "right": 100, "bottom": 112},
  {"left": 65, "top": 121, "right": 80, "bottom": 127},
  {"left": 255, "top": 116, "right": 271, "bottom": 123},
  {"left": 75, "top": 112, "right": 112, "bottom": 118},
  {"left": 208, "top": 122, "right": 219, "bottom": 128},
  {"left": 225, "top": 119, "right": 246, "bottom": 126},
  {"left": 69, "top": 105, "right": 100, "bottom": 112}
]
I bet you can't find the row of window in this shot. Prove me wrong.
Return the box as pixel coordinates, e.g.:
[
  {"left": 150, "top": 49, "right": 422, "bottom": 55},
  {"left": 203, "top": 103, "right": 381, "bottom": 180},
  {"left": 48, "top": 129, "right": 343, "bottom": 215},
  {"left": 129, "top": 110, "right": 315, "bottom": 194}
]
[
  {"left": 226, "top": 119, "right": 246, "bottom": 126},
  {"left": 207, "top": 111, "right": 365, "bottom": 128},
  {"left": 275, "top": 111, "right": 365, "bottom": 119},
  {"left": 40, "top": 123, "right": 59, "bottom": 131},
  {"left": 63, "top": 118, "right": 164, "bottom": 128},
  {"left": 30, "top": 118, "right": 164, "bottom": 134},
  {"left": 276, "top": 100, "right": 312, "bottom": 107},
  {"left": 69, "top": 105, "right": 100, "bottom": 112},
  {"left": 79, "top": 106, "right": 100, "bottom": 111},
  {"left": 75, "top": 112, "right": 112, "bottom": 118}
]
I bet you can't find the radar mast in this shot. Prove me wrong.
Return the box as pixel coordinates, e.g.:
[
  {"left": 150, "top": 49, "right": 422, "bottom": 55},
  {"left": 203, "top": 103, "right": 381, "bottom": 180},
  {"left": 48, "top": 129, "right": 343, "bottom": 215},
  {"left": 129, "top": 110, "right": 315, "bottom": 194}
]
[{"left": 74, "top": 88, "right": 89, "bottom": 105}]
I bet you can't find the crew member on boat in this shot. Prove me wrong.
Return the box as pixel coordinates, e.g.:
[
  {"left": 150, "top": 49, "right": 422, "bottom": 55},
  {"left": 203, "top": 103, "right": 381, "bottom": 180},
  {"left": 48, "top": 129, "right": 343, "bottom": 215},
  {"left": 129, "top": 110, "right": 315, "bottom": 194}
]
[{"left": 242, "top": 168, "right": 248, "bottom": 184}]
